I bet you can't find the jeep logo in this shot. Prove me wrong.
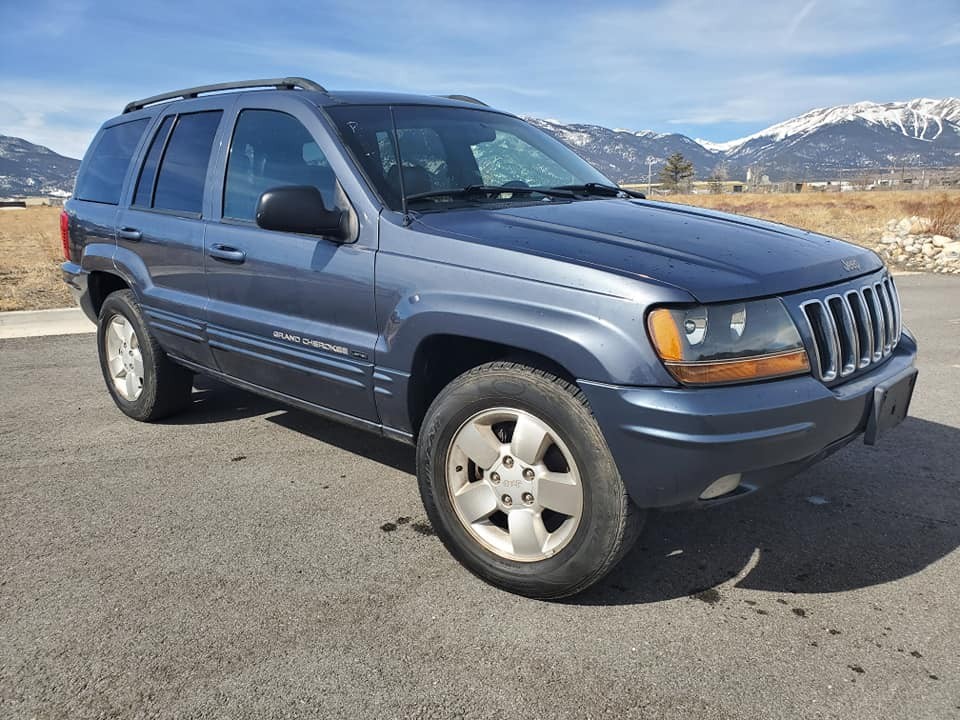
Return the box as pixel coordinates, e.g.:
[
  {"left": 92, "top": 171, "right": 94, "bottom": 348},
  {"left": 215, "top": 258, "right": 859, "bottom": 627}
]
[{"left": 841, "top": 257, "right": 862, "bottom": 272}]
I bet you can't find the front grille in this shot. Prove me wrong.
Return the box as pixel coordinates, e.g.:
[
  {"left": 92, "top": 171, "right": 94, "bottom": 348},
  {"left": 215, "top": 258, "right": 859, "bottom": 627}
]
[{"left": 800, "top": 275, "right": 901, "bottom": 382}]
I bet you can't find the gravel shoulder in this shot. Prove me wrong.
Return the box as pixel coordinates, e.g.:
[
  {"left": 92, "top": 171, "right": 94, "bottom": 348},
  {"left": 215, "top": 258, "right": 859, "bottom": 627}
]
[{"left": 1, "top": 274, "right": 958, "bottom": 719}]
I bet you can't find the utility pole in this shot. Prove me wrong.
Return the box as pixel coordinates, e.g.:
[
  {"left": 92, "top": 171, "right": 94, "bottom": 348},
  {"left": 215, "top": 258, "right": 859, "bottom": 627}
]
[{"left": 646, "top": 156, "right": 658, "bottom": 195}]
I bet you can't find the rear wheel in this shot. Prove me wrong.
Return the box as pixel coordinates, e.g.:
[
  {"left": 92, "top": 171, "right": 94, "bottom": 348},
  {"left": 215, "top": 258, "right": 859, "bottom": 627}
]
[
  {"left": 417, "top": 362, "right": 644, "bottom": 599},
  {"left": 97, "top": 290, "right": 193, "bottom": 421}
]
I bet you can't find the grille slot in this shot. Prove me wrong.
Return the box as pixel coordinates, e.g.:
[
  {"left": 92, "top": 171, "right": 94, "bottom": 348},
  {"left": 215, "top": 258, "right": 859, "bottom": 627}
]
[
  {"left": 845, "top": 290, "right": 873, "bottom": 368},
  {"left": 800, "top": 275, "right": 901, "bottom": 383}
]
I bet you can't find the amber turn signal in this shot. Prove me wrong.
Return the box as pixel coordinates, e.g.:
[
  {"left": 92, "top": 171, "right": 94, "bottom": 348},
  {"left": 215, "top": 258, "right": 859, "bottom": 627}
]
[
  {"left": 647, "top": 308, "right": 684, "bottom": 362},
  {"left": 665, "top": 349, "right": 811, "bottom": 384}
]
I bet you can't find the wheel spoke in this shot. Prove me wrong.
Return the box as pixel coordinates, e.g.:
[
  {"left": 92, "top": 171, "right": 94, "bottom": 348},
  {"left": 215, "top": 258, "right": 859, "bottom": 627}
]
[
  {"left": 454, "top": 482, "right": 498, "bottom": 523},
  {"left": 537, "top": 471, "right": 581, "bottom": 516},
  {"left": 107, "top": 355, "right": 125, "bottom": 378},
  {"left": 109, "top": 320, "right": 125, "bottom": 346},
  {"left": 124, "top": 371, "right": 139, "bottom": 399},
  {"left": 121, "top": 319, "right": 135, "bottom": 345},
  {"left": 131, "top": 351, "right": 144, "bottom": 379},
  {"left": 454, "top": 421, "right": 501, "bottom": 469},
  {"left": 508, "top": 509, "right": 548, "bottom": 556},
  {"left": 510, "top": 414, "right": 551, "bottom": 466}
]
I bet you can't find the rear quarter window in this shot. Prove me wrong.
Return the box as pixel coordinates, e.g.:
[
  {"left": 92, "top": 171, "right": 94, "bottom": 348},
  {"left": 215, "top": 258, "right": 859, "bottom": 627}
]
[{"left": 74, "top": 119, "right": 150, "bottom": 204}]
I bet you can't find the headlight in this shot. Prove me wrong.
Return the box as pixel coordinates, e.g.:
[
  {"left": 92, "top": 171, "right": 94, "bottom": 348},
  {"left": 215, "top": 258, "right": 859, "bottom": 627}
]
[{"left": 647, "top": 298, "right": 810, "bottom": 385}]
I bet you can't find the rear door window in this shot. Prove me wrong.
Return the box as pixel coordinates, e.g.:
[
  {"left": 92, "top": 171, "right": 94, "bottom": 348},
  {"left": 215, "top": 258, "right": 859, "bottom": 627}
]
[
  {"left": 152, "top": 111, "right": 223, "bottom": 215},
  {"left": 74, "top": 119, "right": 150, "bottom": 204},
  {"left": 132, "top": 115, "right": 174, "bottom": 208}
]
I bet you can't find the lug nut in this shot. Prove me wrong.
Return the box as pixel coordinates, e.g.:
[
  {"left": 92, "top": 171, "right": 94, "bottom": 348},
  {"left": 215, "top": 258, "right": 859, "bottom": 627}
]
[
  {"left": 503, "top": 456, "right": 514, "bottom": 468},
  {"left": 522, "top": 468, "right": 535, "bottom": 481},
  {"left": 490, "top": 472, "right": 501, "bottom": 484},
  {"left": 522, "top": 492, "right": 535, "bottom": 505},
  {"left": 501, "top": 494, "right": 513, "bottom": 506}
]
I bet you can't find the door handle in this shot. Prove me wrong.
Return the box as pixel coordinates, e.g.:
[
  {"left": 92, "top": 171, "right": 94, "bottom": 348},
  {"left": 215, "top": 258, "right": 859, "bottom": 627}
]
[
  {"left": 118, "top": 227, "right": 142, "bottom": 241},
  {"left": 208, "top": 244, "right": 246, "bottom": 263}
]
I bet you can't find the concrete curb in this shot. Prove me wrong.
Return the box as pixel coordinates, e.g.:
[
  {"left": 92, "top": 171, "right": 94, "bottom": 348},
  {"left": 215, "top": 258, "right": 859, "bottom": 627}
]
[{"left": 0, "top": 308, "right": 95, "bottom": 339}]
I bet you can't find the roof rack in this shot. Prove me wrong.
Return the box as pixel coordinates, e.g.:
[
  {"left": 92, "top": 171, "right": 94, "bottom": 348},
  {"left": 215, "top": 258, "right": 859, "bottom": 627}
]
[
  {"left": 439, "top": 94, "right": 489, "bottom": 107},
  {"left": 122, "top": 77, "right": 327, "bottom": 114}
]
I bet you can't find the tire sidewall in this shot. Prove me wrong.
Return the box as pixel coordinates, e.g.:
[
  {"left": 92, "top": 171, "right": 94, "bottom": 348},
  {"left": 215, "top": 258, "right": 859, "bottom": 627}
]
[
  {"left": 418, "top": 366, "right": 629, "bottom": 597},
  {"left": 97, "top": 291, "right": 161, "bottom": 421}
]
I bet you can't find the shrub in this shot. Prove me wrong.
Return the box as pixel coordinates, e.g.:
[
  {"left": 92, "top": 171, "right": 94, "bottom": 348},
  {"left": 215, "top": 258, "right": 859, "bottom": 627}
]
[{"left": 905, "top": 194, "right": 960, "bottom": 238}]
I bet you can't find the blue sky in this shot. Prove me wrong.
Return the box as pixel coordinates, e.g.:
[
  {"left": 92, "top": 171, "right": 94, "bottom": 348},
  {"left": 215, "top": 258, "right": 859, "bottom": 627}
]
[{"left": 2, "top": 0, "right": 958, "bottom": 158}]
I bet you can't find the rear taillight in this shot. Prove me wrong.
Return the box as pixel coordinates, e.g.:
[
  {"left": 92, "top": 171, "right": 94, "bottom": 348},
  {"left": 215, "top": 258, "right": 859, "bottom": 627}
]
[{"left": 59, "top": 210, "right": 70, "bottom": 261}]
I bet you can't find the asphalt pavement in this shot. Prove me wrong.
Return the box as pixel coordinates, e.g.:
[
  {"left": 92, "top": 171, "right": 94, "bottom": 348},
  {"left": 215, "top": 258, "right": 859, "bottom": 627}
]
[{"left": 1, "top": 273, "right": 958, "bottom": 719}]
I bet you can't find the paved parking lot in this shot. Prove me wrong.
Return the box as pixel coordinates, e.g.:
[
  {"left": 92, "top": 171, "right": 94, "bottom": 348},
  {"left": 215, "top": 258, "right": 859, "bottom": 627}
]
[{"left": 1, "top": 274, "right": 958, "bottom": 719}]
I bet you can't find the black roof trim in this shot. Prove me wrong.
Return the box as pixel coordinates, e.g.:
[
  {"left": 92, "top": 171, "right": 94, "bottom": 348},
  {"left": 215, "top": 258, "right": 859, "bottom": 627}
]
[
  {"left": 438, "top": 94, "right": 489, "bottom": 107},
  {"left": 122, "top": 77, "right": 327, "bottom": 114}
]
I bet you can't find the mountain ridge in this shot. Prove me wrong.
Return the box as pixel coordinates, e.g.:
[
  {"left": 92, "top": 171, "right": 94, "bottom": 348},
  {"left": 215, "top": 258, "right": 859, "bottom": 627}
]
[
  {"left": 3, "top": 96, "right": 960, "bottom": 195},
  {"left": 0, "top": 135, "right": 80, "bottom": 197},
  {"left": 531, "top": 96, "right": 960, "bottom": 183}
]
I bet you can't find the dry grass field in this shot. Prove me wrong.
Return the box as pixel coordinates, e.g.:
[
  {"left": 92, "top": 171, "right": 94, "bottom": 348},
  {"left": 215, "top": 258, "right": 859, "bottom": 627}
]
[
  {"left": 657, "top": 190, "right": 960, "bottom": 249},
  {"left": 0, "top": 206, "right": 72, "bottom": 311},
  {"left": 0, "top": 192, "right": 957, "bottom": 311}
]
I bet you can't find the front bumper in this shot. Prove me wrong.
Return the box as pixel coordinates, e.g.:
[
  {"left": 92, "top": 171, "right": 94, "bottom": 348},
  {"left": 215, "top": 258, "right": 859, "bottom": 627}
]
[{"left": 579, "top": 331, "right": 918, "bottom": 509}]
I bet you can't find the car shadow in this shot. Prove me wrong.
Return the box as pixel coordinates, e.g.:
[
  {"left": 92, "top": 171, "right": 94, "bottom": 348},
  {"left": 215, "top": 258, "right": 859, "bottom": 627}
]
[
  {"left": 163, "top": 377, "right": 416, "bottom": 473},
  {"left": 265, "top": 411, "right": 415, "bottom": 475},
  {"left": 162, "top": 380, "right": 959, "bottom": 605},
  {"left": 159, "top": 376, "right": 283, "bottom": 424},
  {"left": 572, "top": 415, "right": 960, "bottom": 606}
]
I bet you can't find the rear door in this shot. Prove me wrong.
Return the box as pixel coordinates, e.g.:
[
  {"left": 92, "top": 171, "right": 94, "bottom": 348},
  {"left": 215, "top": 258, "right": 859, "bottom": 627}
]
[
  {"left": 203, "top": 95, "right": 379, "bottom": 423},
  {"left": 115, "top": 98, "right": 229, "bottom": 367}
]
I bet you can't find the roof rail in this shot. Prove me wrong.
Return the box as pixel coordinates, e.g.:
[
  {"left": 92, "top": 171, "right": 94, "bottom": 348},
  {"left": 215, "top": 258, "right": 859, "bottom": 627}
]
[
  {"left": 439, "top": 94, "right": 489, "bottom": 107},
  {"left": 122, "top": 77, "right": 327, "bottom": 114}
]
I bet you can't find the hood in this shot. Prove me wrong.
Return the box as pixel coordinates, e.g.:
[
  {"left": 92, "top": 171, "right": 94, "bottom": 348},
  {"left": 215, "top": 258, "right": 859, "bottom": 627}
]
[{"left": 416, "top": 199, "right": 883, "bottom": 303}]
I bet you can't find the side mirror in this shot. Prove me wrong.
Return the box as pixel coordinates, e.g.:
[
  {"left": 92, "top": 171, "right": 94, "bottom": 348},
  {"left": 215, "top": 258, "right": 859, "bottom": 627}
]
[{"left": 255, "top": 186, "right": 344, "bottom": 239}]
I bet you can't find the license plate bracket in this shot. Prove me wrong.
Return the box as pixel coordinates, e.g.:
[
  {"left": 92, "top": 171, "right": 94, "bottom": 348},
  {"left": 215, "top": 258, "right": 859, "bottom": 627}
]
[{"left": 864, "top": 367, "right": 918, "bottom": 446}]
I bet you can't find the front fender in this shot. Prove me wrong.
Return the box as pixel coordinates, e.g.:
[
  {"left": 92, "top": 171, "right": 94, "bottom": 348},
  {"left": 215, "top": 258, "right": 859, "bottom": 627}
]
[{"left": 380, "top": 288, "right": 675, "bottom": 387}]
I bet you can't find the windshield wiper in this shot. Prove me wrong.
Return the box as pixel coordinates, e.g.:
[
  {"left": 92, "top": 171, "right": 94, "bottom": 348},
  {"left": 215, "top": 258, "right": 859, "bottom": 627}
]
[
  {"left": 405, "top": 185, "right": 577, "bottom": 203},
  {"left": 549, "top": 183, "right": 646, "bottom": 199}
]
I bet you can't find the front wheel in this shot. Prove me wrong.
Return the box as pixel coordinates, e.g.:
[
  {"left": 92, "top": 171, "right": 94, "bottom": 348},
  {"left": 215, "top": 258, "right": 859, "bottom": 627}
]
[{"left": 417, "top": 362, "right": 644, "bottom": 599}]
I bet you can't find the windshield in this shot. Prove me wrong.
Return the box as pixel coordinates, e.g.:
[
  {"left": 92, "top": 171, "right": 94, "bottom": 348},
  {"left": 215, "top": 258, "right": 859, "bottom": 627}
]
[{"left": 325, "top": 105, "right": 614, "bottom": 211}]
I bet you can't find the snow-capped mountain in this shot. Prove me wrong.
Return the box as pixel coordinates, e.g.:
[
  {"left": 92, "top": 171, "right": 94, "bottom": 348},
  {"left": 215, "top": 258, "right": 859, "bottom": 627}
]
[
  {"left": 533, "top": 98, "right": 960, "bottom": 182},
  {"left": 0, "top": 135, "right": 80, "bottom": 197},
  {"left": 713, "top": 98, "right": 960, "bottom": 153}
]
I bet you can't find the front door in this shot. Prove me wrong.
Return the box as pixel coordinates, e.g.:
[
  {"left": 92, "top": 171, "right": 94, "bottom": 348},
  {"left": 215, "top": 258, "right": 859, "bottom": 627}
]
[{"left": 203, "top": 102, "right": 379, "bottom": 423}]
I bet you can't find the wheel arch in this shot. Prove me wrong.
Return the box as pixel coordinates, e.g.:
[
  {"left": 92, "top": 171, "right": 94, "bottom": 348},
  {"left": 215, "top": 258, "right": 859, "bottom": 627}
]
[
  {"left": 87, "top": 271, "right": 131, "bottom": 318},
  {"left": 405, "top": 333, "right": 578, "bottom": 436}
]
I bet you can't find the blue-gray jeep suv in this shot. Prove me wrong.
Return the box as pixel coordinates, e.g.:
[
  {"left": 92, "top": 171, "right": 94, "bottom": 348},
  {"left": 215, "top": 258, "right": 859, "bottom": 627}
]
[{"left": 61, "top": 78, "right": 918, "bottom": 598}]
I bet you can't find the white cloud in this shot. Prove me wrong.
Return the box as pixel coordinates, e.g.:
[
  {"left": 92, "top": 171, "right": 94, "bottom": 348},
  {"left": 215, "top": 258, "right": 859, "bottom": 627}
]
[
  {"left": 783, "top": 1, "right": 818, "bottom": 44},
  {"left": 1, "top": 0, "right": 955, "bottom": 150},
  {"left": 0, "top": 83, "right": 125, "bottom": 157}
]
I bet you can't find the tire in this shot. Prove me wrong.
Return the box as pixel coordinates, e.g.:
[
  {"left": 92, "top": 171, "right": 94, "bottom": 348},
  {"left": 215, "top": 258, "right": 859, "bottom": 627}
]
[
  {"left": 417, "top": 361, "right": 644, "bottom": 599},
  {"left": 97, "top": 289, "right": 193, "bottom": 422}
]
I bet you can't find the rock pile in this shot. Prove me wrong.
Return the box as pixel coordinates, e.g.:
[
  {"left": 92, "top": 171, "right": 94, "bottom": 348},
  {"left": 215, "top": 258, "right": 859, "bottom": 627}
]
[{"left": 878, "top": 216, "right": 960, "bottom": 273}]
